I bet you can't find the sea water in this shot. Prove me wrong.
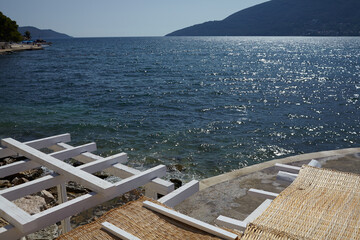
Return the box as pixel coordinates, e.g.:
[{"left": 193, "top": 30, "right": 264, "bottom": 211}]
[{"left": 0, "top": 37, "right": 359, "bottom": 180}]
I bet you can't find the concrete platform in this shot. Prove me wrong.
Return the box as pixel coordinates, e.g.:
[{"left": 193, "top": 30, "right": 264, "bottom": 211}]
[
  {"left": 0, "top": 44, "right": 43, "bottom": 54},
  {"left": 175, "top": 147, "right": 360, "bottom": 225}
]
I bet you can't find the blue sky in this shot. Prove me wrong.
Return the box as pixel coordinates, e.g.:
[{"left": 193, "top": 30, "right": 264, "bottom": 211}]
[{"left": 2, "top": 0, "right": 268, "bottom": 37}]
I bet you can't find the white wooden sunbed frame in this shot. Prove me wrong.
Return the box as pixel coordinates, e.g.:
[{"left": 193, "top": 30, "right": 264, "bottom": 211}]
[
  {"left": 216, "top": 160, "right": 321, "bottom": 232},
  {"left": 98, "top": 189, "right": 238, "bottom": 240},
  {"left": 0, "top": 133, "right": 199, "bottom": 239}
]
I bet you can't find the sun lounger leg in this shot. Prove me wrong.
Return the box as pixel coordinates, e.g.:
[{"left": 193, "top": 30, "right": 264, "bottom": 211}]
[{"left": 57, "top": 184, "right": 71, "bottom": 234}]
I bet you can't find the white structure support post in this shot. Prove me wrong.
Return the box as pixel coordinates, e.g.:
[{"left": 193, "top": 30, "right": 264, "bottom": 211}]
[{"left": 57, "top": 184, "right": 71, "bottom": 234}]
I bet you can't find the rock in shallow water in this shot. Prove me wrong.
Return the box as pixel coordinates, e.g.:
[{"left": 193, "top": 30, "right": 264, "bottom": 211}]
[
  {"left": 170, "top": 178, "right": 182, "bottom": 189},
  {"left": 167, "top": 164, "right": 187, "bottom": 172}
]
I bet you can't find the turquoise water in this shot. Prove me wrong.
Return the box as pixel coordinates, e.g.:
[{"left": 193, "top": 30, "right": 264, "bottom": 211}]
[{"left": 0, "top": 37, "right": 359, "bottom": 180}]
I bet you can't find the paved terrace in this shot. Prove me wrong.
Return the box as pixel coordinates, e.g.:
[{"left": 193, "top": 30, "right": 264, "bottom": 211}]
[{"left": 175, "top": 147, "right": 360, "bottom": 224}]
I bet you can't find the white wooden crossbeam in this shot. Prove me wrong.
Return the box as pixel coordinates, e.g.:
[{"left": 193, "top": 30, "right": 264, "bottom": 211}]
[
  {"left": 107, "top": 163, "right": 174, "bottom": 197},
  {"left": 215, "top": 199, "right": 272, "bottom": 231},
  {"left": 0, "top": 133, "right": 71, "bottom": 158},
  {"left": 0, "top": 142, "right": 97, "bottom": 178},
  {"left": 274, "top": 163, "right": 301, "bottom": 174},
  {"left": 1, "top": 138, "right": 113, "bottom": 194},
  {"left": 50, "top": 142, "right": 174, "bottom": 197},
  {"left": 215, "top": 215, "right": 247, "bottom": 231},
  {"left": 0, "top": 195, "right": 33, "bottom": 233},
  {"left": 308, "top": 159, "right": 321, "bottom": 168},
  {"left": 275, "top": 159, "right": 321, "bottom": 184},
  {"left": 143, "top": 201, "right": 238, "bottom": 240},
  {"left": 248, "top": 189, "right": 278, "bottom": 199},
  {"left": 101, "top": 222, "right": 141, "bottom": 240},
  {"left": 23, "top": 134, "right": 71, "bottom": 150},
  {"left": 275, "top": 159, "right": 321, "bottom": 175},
  {"left": 79, "top": 153, "right": 127, "bottom": 173},
  {"left": 1, "top": 173, "right": 63, "bottom": 201},
  {"left": 0, "top": 153, "right": 128, "bottom": 201},
  {"left": 49, "top": 142, "right": 96, "bottom": 160},
  {"left": 0, "top": 160, "right": 38, "bottom": 178},
  {"left": 112, "top": 165, "right": 167, "bottom": 195},
  {"left": 276, "top": 171, "right": 298, "bottom": 183},
  {"left": 158, "top": 180, "right": 199, "bottom": 208}
]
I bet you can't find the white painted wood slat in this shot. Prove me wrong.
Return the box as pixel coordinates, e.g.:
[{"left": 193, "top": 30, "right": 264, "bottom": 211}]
[
  {"left": 276, "top": 171, "right": 298, "bottom": 183},
  {"left": 25, "top": 133, "right": 71, "bottom": 149},
  {"left": 79, "top": 153, "right": 127, "bottom": 173},
  {"left": 216, "top": 199, "right": 272, "bottom": 232},
  {"left": 244, "top": 199, "right": 272, "bottom": 223},
  {"left": 49, "top": 142, "right": 96, "bottom": 160},
  {"left": 101, "top": 222, "right": 141, "bottom": 240},
  {"left": 0, "top": 133, "right": 71, "bottom": 158},
  {"left": 274, "top": 163, "right": 301, "bottom": 174},
  {"left": 158, "top": 180, "right": 199, "bottom": 208},
  {"left": 112, "top": 165, "right": 167, "bottom": 196},
  {"left": 248, "top": 188, "right": 279, "bottom": 199},
  {"left": 143, "top": 201, "right": 238, "bottom": 240},
  {"left": 0, "top": 160, "right": 39, "bottom": 178},
  {"left": 215, "top": 215, "right": 247, "bottom": 231},
  {"left": 0, "top": 196, "right": 33, "bottom": 233}
]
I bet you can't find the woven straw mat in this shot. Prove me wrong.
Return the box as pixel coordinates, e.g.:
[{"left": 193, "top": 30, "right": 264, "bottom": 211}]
[
  {"left": 57, "top": 196, "right": 240, "bottom": 240},
  {"left": 241, "top": 165, "right": 360, "bottom": 240}
]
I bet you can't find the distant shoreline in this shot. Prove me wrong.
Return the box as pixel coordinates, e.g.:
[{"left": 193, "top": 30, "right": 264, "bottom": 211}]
[{"left": 0, "top": 43, "right": 43, "bottom": 54}]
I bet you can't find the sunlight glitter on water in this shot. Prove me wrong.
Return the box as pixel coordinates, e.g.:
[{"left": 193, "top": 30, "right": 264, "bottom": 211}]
[{"left": 0, "top": 37, "right": 359, "bottom": 180}]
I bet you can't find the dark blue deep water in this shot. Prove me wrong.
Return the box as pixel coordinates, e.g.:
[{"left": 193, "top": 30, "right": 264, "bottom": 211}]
[{"left": 1, "top": 37, "right": 359, "bottom": 180}]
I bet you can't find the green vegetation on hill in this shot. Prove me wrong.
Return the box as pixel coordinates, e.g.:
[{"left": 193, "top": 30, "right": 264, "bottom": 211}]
[
  {"left": 0, "top": 12, "right": 22, "bottom": 42},
  {"left": 167, "top": 0, "right": 360, "bottom": 36},
  {"left": 18, "top": 26, "right": 72, "bottom": 39}
]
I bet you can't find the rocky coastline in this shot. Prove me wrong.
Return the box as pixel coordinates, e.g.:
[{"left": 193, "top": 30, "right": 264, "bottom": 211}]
[{"left": 0, "top": 42, "right": 43, "bottom": 55}]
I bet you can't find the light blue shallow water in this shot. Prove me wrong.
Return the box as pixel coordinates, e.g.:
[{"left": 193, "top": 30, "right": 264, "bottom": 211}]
[{"left": 0, "top": 37, "right": 359, "bottom": 180}]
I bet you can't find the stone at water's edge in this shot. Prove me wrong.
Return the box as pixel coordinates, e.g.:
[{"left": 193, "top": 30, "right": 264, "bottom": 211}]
[
  {"left": 0, "top": 179, "right": 11, "bottom": 189},
  {"left": 40, "top": 190, "right": 56, "bottom": 205},
  {"left": 13, "top": 195, "right": 47, "bottom": 215}
]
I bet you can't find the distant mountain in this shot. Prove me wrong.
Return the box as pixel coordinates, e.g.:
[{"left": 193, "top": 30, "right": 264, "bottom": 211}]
[
  {"left": 18, "top": 26, "right": 72, "bottom": 39},
  {"left": 167, "top": 0, "right": 360, "bottom": 36}
]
